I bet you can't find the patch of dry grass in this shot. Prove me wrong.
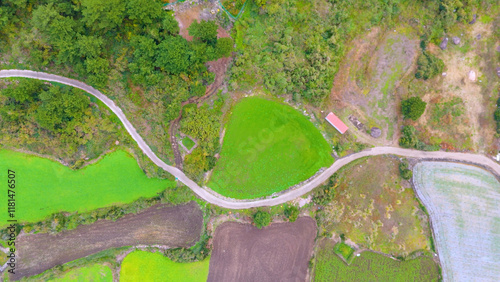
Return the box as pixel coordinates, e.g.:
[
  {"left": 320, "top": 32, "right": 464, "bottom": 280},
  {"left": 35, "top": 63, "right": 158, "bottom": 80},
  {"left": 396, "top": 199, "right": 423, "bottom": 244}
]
[{"left": 322, "top": 156, "right": 431, "bottom": 257}]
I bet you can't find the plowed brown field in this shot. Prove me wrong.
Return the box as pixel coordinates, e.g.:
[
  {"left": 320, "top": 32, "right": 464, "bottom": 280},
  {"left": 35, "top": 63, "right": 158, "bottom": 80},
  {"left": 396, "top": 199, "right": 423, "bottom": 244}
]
[
  {"left": 12, "top": 202, "right": 203, "bottom": 280},
  {"left": 208, "top": 217, "right": 316, "bottom": 282}
]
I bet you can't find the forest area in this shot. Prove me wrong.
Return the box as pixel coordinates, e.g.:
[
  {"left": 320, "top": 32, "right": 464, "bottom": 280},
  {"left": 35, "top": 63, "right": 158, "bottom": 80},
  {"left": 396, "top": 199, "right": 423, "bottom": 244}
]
[
  {"left": 0, "top": 0, "right": 233, "bottom": 167},
  {"left": 229, "top": 0, "right": 485, "bottom": 105},
  {"left": 0, "top": 0, "right": 497, "bottom": 168}
]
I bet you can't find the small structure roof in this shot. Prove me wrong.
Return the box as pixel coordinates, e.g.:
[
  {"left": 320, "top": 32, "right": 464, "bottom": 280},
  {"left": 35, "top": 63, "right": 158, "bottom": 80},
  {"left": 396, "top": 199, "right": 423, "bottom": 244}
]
[{"left": 325, "top": 112, "right": 348, "bottom": 134}]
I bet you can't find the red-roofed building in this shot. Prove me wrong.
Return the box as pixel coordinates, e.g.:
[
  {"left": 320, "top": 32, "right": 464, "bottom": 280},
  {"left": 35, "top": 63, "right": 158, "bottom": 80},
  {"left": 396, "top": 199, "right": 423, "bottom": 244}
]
[{"left": 325, "top": 112, "right": 348, "bottom": 134}]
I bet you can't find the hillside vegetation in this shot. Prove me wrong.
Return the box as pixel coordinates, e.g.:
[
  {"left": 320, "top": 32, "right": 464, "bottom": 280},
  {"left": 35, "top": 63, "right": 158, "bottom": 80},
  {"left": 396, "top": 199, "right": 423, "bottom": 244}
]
[
  {"left": 209, "top": 97, "right": 333, "bottom": 199},
  {"left": 0, "top": 79, "right": 121, "bottom": 166},
  {"left": 0, "top": 0, "right": 233, "bottom": 164},
  {"left": 230, "top": 0, "right": 487, "bottom": 106}
]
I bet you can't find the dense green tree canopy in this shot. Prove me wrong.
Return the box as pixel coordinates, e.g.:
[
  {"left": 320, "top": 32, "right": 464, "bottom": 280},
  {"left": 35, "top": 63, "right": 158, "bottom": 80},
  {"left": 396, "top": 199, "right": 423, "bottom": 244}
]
[
  {"left": 126, "top": 0, "right": 163, "bottom": 24},
  {"left": 155, "top": 36, "right": 191, "bottom": 74},
  {"left": 36, "top": 86, "right": 88, "bottom": 132},
  {"left": 253, "top": 211, "right": 271, "bottom": 229},
  {"left": 188, "top": 20, "right": 218, "bottom": 45},
  {"left": 415, "top": 52, "right": 445, "bottom": 80},
  {"left": 399, "top": 126, "right": 419, "bottom": 148},
  {"left": 402, "top": 97, "right": 427, "bottom": 121},
  {"left": 80, "top": 0, "right": 125, "bottom": 31}
]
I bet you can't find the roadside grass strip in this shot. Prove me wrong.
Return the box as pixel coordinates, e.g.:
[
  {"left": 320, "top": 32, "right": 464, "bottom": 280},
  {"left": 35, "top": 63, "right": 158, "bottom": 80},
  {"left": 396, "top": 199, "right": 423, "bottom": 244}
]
[
  {"left": 208, "top": 97, "right": 333, "bottom": 199},
  {"left": 0, "top": 149, "right": 175, "bottom": 226},
  {"left": 314, "top": 243, "right": 440, "bottom": 281},
  {"left": 413, "top": 162, "right": 500, "bottom": 281},
  {"left": 120, "top": 251, "right": 209, "bottom": 282},
  {"left": 49, "top": 264, "right": 112, "bottom": 282}
]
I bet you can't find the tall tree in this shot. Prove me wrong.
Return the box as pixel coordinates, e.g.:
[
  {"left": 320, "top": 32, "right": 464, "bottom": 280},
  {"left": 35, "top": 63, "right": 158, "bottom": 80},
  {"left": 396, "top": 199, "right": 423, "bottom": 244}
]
[
  {"left": 126, "top": 0, "right": 163, "bottom": 24},
  {"left": 80, "top": 0, "right": 125, "bottom": 31},
  {"left": 188, "top": 20, "right": 218, "bottom": 45},
  {"left": 155, "top": 36, "right": 191, "bottom": 74}
]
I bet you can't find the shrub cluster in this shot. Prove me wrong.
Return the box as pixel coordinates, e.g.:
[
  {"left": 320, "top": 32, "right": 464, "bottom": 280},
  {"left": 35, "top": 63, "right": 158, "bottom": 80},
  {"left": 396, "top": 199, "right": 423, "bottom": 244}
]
[
  {"left": 401, "top": 97, "right": 427, "bottom": 121},
  {"left": 163, "top": 232, "right": 210, "bottom": 263},
  {"left": 399, "top": 159, "right": 413, "bottom": 180},
  {"left": 312, "top": 174, "right": 338, "bottom": 206},
  {"left": 284, "top": 205, "right": 299, "bottom": 222},
  {"left": 253, "top": 211, "right": 271, "bottom": 229},
  {"left": 399, "top": 126, "right": 439, "bottom": 151},
  {"left": 494, "top": 97, "right": 500, "bottom": 134},
  {"left": 415, "top": 52, "right": 445, "bottom": 80}
]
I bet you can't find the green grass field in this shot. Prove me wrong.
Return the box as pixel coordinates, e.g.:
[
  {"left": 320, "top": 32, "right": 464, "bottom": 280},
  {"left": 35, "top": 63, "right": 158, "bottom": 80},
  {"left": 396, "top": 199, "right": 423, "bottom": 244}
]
[
  {"left": 0, "top": 149, "right": 175, "bottom": 226},
  {"left": 314, "top": 242, "right": 440, "bottom": 281},
  {"left": 120, "top": 251, "right": 209, "bottom": 282},
  {"left": 333, "top": 242, "right": 355, "bottom": 262},
  {"left": 182, "top": 137, "right": 196, "bottom": 150},
  {"left": 50, "top": 264, "right": 112, "bottom": 282},
  {"left": 209, "top": 97, "right": 333, "bottom": 199}
]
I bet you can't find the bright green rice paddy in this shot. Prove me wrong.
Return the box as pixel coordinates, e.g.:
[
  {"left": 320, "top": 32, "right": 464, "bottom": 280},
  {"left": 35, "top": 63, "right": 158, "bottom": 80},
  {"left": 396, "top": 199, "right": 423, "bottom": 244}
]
[
  {"left": 50, "top": 264, "right": 112, "bottom": 282},
  {"left": 120, "top": 251, "right": 209, "bottom": 282},
  {"left": 0, "top": 149, "right": 175, "bottom": 226},
  {"left": 209, "top": 97, "right": 333, "bottom": 199}
]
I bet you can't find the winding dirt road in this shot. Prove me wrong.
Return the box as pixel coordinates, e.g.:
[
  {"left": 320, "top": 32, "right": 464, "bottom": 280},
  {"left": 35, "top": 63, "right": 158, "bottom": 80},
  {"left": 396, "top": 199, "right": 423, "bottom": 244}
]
[{"left": 1, "top": 69, "right": 499, "bottom": 209}]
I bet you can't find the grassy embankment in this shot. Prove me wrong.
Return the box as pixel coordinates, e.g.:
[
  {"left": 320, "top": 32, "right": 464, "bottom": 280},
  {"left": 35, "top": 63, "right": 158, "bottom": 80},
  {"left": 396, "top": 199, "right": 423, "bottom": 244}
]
[
  {"left": 120, "top": 251, "right": 209, "bottom": 282},
  {"left": 314, "top": 243, "right": 440, "bottom": 281},
  {"left": 209, "top": 97, "right": 333, "bottom": 199},
  {"left": 50, "top": 264, "right": 113, "bottom": 282},
  {"left": 0, "top": 149, "right": 175, "bottom": 226},
  {"left": 316, "top": 155, "right": 431, "bottom": 256}
]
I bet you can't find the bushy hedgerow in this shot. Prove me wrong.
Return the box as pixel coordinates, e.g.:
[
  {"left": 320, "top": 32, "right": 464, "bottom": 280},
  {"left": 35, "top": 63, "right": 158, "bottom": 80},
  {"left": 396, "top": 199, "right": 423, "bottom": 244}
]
[
  {"left": 415, "top": 52, "right": 445, "bottom": 80},
  {"left": 402, "top": 97, "right": 427, "bottom": 121}
]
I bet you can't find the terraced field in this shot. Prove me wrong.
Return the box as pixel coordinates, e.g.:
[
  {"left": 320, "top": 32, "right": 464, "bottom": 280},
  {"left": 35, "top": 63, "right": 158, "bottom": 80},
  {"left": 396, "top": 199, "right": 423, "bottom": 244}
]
[
  {"left": 120, "top": 251, "right": 209, "bottom": 282},
  {"left": 0, "top": 149, "right": 175, "bottom": 226},
  {"left": 314, "top": 240, "right": 440, "bottom": 281},
  {"left": 208, "top": 217, "right": 316, "bottom": 282},
  {"left": 12, "top": 203, "right": 202, "bottom": 280},
  {"left": 209, "top": 97, "right": 333, "bottom": 199},
  {"left": 413, "top": 162, "right": 500, "bottom": 281}
]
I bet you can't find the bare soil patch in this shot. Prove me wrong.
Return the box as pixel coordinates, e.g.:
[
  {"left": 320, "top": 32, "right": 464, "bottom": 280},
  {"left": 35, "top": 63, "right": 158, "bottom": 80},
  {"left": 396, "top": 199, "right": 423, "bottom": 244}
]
[
  {"left": 11, "top": 202, "right": 203, "bottom": 280},
  {"left": 208, "top": 217, "right": 316, "bottom": 282},
  {"left": 403, "top": 21, "right": 498, "bottom": 153},
  {"left": 326, "top": 28, "right": 418, "bottom": 146}
]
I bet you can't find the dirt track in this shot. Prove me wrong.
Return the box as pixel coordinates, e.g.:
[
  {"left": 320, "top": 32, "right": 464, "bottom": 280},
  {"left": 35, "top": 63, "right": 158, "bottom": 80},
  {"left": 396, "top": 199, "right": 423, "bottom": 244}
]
[
  {"left": 208, "top": 217, "right": 316, "bottom": 282},
  {"left": 11, "top": 202, "right": 202, "bottom": 280},
  {"left": 1, "top": 70, "right": 500, "bottom": 209}
]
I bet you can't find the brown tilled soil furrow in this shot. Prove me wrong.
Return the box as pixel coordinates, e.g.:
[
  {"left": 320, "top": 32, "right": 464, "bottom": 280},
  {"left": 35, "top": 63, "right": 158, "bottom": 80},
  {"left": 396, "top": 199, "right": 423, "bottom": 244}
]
[
  {"left": 12, "top": 202, "right": 203, "bottom": 280},
  {"left": 208, "top": 217, "right": 316, "bottom": 282}
]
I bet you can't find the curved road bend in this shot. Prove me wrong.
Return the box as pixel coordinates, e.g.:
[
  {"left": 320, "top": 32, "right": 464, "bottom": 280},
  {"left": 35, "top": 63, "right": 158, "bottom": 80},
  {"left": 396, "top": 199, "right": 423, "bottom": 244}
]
[{"left": 1, "top": 69, "right": 499, "bottom": 209}]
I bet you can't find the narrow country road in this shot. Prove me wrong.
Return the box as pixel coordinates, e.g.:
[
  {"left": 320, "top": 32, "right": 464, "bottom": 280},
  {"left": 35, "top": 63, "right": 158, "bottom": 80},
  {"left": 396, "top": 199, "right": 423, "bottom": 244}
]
[{"left": 1, "top": 69, "right": 499, "bottom": 209}]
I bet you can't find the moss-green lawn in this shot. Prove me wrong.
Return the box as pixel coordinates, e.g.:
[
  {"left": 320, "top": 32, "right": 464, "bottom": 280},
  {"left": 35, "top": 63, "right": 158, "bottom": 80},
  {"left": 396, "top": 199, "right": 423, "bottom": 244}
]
[
  {"left": 0, "top": 149, "right": 175, "bottom": 226},
  {"left": 182, "top": 136, "right": 196, "bottom": 150},
  {"left": 50, "top": 264, "right": 113, "bottom": 282},
  {"left": 314, "top": 242, "right": 440, "bottom": 281},
  {"left": 120, "top": 250, "right": 209, "bottom": 282},
  {"left": 209, "top": 97, "right": 333, "bottom": 199}
]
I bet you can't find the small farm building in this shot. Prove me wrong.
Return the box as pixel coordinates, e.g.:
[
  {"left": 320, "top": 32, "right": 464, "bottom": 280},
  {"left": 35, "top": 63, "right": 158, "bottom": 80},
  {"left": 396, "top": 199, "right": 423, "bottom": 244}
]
[{"left": 325, "top": 112, "right": 348, "bottom": 134}]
